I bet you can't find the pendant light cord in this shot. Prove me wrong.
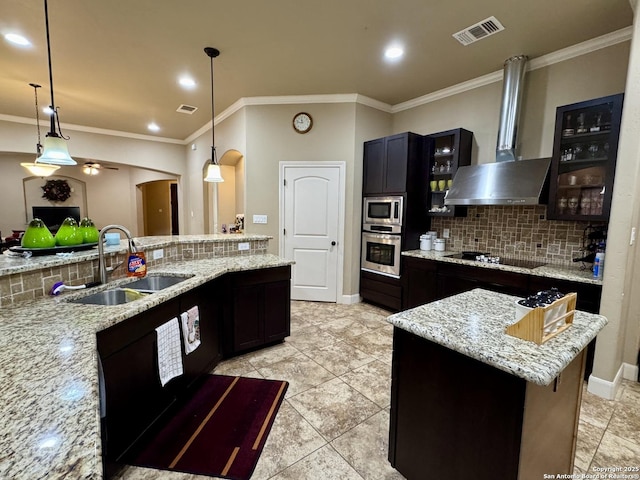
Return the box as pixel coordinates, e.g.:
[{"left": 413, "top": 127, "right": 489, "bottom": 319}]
[
  {"left": 44, "top": 0, "right": 55, "bottom": 128},
  {"left": 205, "top": 47, "right": 220, "bottom": 165},
  {"left": 30, "top": 83, "right": 42, "bottom": 154},
  {"left": 210, "top": 55, "right": 217, "bottom": 164},
  {"left": 43, "top": 0, "right": 69, "bottom": 140}
]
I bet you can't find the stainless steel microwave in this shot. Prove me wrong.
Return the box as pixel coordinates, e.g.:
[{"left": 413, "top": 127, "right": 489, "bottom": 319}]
[{"left": 363, "top": 196, "right": 403, "bottom": 226}]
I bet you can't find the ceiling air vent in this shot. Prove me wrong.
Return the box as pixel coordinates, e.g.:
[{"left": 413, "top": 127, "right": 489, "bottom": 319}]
[
  {"left": 176, "top": 104, "right": 198, "bottom": 114},
  {"left": 453, "top": 16, "right": 505, "bottom": 46}
]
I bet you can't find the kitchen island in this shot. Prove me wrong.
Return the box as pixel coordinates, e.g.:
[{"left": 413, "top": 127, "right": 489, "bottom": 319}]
[
  {"left": 386, "top": 288, "right": 607, "bottom": 480},
  {"left": 0, "top": 235, "right": 293, "bottom": 479}
]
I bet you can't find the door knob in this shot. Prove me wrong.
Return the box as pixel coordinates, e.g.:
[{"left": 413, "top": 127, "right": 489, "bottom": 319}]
[{"left": 331, "top": 241, "right": 336, "bottom": 246}]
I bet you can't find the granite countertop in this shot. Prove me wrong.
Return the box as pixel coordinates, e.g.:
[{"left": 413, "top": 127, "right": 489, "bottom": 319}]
[
  {"left": 386, "top": 288, "right": 608, "bottom": 386},
  {"left": 0, "top": 233, "right": 272, "bottom": 276},
  {"left": 0, "top": 252, "right": 292, "bottom": 480},
  {"left": 402, "top": 249, "right": 601, "bottom": 285}
]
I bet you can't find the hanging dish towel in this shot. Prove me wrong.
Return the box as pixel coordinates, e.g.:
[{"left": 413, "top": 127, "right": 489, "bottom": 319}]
[
  {"left": 180, "top": 305, "right": 201, "bottom": 355},
  {"left": 155, "top": 318, "right": 184, "bottom": 387}
]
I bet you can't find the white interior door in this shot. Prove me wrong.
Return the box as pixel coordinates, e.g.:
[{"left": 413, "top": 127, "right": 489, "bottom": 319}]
[{"left": 282, "top": 164, "right": 342, "bottom": 302}]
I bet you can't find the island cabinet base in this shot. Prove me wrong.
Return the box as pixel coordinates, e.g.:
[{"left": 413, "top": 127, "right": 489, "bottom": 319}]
[{"left": 388, "top": 327, "right": 585, "bottom": 480}]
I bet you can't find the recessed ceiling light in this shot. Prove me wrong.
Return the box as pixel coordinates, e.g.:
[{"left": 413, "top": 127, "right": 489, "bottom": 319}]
[
  {"left": 148, "top": 122, "right": 160, "bottom": 132},
  {"left": 4, "top": 33, "right": 31, "bottom": 46},
  {"left": 178, "top": 76, "right": 196, "bottom": 89},
  {"left": 384, "top": 46, "right": 404, "bottom": 60}
]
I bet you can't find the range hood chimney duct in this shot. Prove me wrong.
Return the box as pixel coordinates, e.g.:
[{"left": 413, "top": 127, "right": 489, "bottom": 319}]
[
  {"left": 496, "top": 55, "right": 528, "bottom": 162},
  {"left": 444, "top": 53, "right": 552, "bottom": 206}
]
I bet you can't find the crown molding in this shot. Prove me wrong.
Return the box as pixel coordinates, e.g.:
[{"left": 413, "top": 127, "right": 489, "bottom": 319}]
[
  {"left": 392, "top": 27, "right": 632, "bottom": 113},
  {"left": 184, "top": 93, "right": 392, "bottom": 144},
  {"left": 0, "top": 114, "right": 184, "bottom": 145},
  {"left": 391, "top": 70, "right": 503, "bottom": 113},
  {"left": 528, "top": 26, "right": 632, "bottom": 70}
]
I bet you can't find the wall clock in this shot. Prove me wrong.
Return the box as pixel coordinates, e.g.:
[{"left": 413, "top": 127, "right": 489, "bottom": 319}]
[{"left": 292, "top": 112, "right": 313, "bottom": 134}]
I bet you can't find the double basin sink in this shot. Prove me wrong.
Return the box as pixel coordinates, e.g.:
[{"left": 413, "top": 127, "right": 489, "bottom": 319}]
[{"left": 68, "top": 275, "right": 192, "bottom": 306}]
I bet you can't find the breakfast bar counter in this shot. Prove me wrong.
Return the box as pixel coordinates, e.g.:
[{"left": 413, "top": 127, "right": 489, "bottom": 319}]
[
  {"left": 386, "top": 288, "right": 607, "bottom": 480},
  {"left": 0, "top": 234, "right": 292, "bottom": 480}
]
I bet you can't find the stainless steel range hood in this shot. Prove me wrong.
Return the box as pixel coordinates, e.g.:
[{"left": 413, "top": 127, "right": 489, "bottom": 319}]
[
  {"left": 445, "top": 55, "right": 551, "bottom": 206},
  {"left": 444, "top": 157, "right": 550, "bottom": 205}
]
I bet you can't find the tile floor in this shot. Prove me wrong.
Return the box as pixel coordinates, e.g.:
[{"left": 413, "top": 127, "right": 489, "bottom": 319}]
[{"left": 118, "top": 300, "right": 640, "bottom": 480}]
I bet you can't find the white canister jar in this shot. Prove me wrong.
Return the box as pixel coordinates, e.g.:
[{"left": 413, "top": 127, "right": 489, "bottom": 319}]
[
  {"left": 434, "top": 238, "right": 446, "bottom": 252},
  {"left": 420, "top": 235, "right": 432, "bottom": 251},
  {"left": 427, "top": 231, "right": 437, "bottom": 249}
]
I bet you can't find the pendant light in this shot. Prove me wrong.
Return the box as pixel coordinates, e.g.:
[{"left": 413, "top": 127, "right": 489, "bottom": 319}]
[
  {"left": 20, "top": 82, "right": 60, "bottom": 177},
  {"left": 204, "top": 47, "right": 224, "bottom": 183},
  {"left": 36, "top": 0, "right": 76, "bottom": 166}
]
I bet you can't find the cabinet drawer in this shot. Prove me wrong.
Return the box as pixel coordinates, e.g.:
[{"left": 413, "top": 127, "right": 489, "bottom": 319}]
[{"left": 360, "top": 270, "right": 402, "bottom": 311}]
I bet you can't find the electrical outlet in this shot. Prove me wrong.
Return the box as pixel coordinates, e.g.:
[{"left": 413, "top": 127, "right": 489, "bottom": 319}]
[
  {"left": 152, "top": 249, "right": 164, "bottom": 260},
  {"left": 443, "top": 228, "right": 450, "bottom": 239},
  {"left": 253, "top": 214, "right": 268, "bottom": 224},
  {"left": 238, "top": 242, "right": 250, "bottom": 251}
]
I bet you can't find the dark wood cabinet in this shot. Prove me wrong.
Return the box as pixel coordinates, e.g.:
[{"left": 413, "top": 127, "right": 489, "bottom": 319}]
[
  {"left": 98, "top": 299, "right": 181, "bottom": 464},
  {"left": 436, "top": 262, "right": 530, "bottom": 299},
  {"left": 362, "top": 138, "right": 385, "bottom": 195},
  {"left": 98, "top": 283, "right": 224, "bottom": 468},
  {"left": 178, "top": 283, "right": 222, "bottom": 391},
  {"left": 362, "top": 132, "right": 426, "bottom": 195},
  {"left": 360, "top": 269, "right": 402, "bottom": 311},
  {"left": 402, "top": 256, "right": 602, "bottom": 314},
  {"left": 389, "top": 327, "right": 585, "bottom": 480},
  {"left": 426, "top": 128, "right": 473, "bottom": 217},
  {"left": 97, "top": 266, "right": 290, "bottom": 478},
  {"left": 401, "top": 256, "right": 437, "bottom": 309},
  {"left": 360, "top": 132, "right": 430, "bottom": 311},
  {"left": 222, "top": 265, "right": 291, "bottom": 356},
  {"left": 547, "top": 93, "right": 624, "bottom": 221}
]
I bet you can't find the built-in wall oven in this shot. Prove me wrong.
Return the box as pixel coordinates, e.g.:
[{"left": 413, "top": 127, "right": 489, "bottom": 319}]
[
  {"left": 361, "top": 230, "right": 402, "bottom": 278},
  {"left": 363, "top": 196, "right": 403, "bottom": 226},
  {"left": 361, "top": 195, "right": 403, "bottom": 278}
]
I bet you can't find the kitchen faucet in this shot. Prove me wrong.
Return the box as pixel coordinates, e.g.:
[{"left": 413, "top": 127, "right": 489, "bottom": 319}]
[{"left": 98, "top": 225, "right": 134, "bottom": 284}]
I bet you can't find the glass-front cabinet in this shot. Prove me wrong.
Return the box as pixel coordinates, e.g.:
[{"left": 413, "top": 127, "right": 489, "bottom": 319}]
[
  {"left": 426, "top": 128, "right": 473, "bottom": 217},
  {"left": 547, "top": 93, "right": 624, "bottom": 221}
]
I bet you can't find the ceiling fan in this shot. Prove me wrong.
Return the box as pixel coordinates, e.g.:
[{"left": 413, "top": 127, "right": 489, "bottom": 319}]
[{"left": 82, "top": 161, "right": 119, "bottom": 175}]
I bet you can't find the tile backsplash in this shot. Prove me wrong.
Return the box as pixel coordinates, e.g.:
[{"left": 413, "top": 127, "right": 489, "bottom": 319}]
[
  {"left": 431, "top": 205, "right": 606, "bottom": 265},
  {"left": 0, "top": 238, "right": 269, "bottom": 307}
]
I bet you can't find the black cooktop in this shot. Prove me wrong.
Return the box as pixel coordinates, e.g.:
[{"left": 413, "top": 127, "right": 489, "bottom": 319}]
[{"left": 445, "top": 252, "right": 546, "bottom": 269}]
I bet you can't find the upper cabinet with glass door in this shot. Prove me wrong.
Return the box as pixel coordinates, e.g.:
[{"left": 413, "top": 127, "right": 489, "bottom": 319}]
[
  {"left": 426, "top": 128, "right": 473, "bottom": 217},
  {"left": 547, "top": 93, "right": 624, "bottom": 221}
]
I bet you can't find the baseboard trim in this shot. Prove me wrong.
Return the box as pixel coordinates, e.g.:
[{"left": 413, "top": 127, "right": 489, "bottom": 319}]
[
  {"left": 587, "top": 363, "right": 625, "bottom": 399},
  {"left": 623, "top": 362, "right": 639, "bottom": 382},
  {"left": 339, "top": 294, "right": 361, "bottom": 305}
]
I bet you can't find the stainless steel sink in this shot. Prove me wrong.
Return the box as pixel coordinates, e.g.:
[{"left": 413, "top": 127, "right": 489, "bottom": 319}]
[
  {"left": 69, "top": 288, "right": 146, "bottom": 305},
  {"left": 124, "top": 275, "right": 191, "bottom": 292},
  {"left": 68, "top": 275, "right": 192, "bottom": 305}
]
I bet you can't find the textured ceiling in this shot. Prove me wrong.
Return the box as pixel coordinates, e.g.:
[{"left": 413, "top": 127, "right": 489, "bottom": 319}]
[{"left": 0, "top": 0, "right": 633, "bottom": 141}]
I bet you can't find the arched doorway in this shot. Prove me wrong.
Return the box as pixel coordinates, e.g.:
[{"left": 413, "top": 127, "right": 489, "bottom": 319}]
[{"left": 139, "top": 180, "right": 179, "bottom": 235}]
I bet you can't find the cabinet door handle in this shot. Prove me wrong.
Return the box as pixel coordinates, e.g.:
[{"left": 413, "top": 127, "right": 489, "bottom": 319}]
[{"left": 331, "top": 241, "right": 336, "bottom": 246}]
